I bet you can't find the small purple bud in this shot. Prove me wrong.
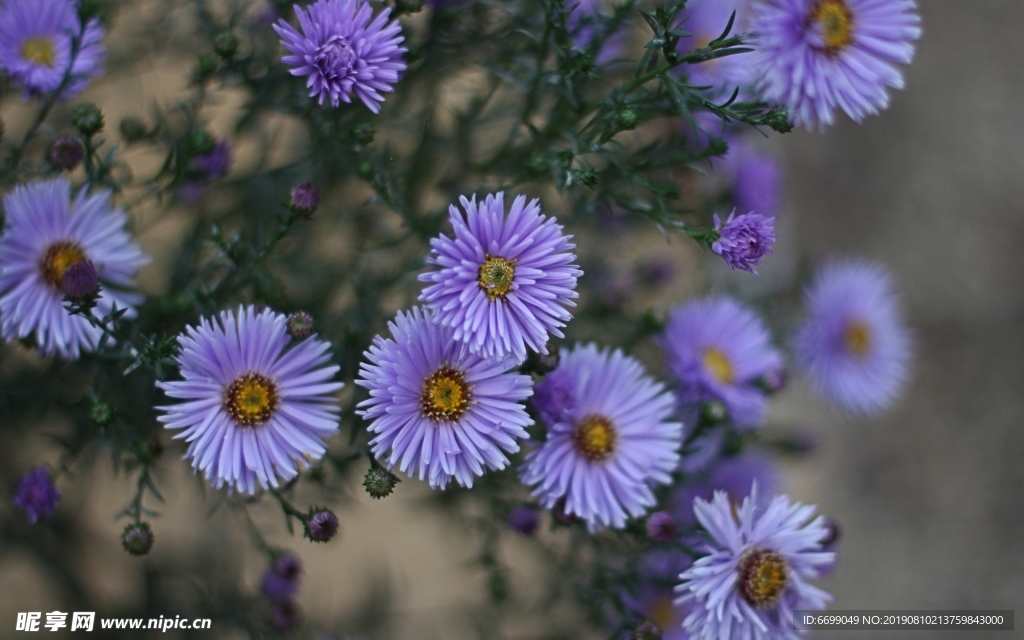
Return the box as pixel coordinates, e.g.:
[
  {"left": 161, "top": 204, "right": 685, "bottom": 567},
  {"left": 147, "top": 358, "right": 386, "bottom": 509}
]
[
  {"left": 508, "top": 506, "right": 539, "bottom": 536},
  {"left": 632, "top": 621, "right": 663, "bottom": 640},
  {"left": 286, "top": 311, "right": 315, "bottom": 339},
  {"left": 61, "top": 260, "right": 99, "bottom": 301},
  {"left": 645, "top": 511, "right": 677, "bottom": 542},
  {"left": 271, "top": 598, "right": 302, "bottom": 630},
  {"left": 121, "top": 522, "right": 155, "bottom": 556},
  {"left": 13, "top": 466, "right": 61, "bottom": 524},
  {"left": 48, "top": 136, "right": 84, "bottom": 171},
  {"left": 274, "top": 553, "right": 302, "bottom": 580},
  {"left": 711, "top": 209, "right": 777, "bottom": 274},
  {"left": 304, "top": 508, "right": 339, "bottom": 543},
  {"left": 289, "top": 182, "right": 320, "bottom": 214},
  {"left": 262, "top": 553, "right": 302, "bottom": 601}
]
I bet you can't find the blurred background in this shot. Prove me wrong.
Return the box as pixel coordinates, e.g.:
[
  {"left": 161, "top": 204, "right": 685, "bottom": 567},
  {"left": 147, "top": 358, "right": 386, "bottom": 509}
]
[{"left": 2, "top": 0, "right": 1023, "bottom": 638}]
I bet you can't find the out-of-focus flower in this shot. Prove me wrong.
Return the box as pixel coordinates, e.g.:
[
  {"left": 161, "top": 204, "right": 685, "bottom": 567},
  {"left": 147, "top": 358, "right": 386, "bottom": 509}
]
[
  {"left": 645, "top": 511, "right": 678, "bottom": 542},
  {"left": 793, "top": 260, "right": 911, "bottom": 415},
  {"left": 274, "top": 0, "right": 407, "bottom": 113},
  {"left": 305, "top": 508, "right": 339, "bottom": 542},
  {"left": 567, "top": 0, "right": 628, "bottom": 65},
  {"left": 520, "top": 344, "right": 682, "bottom": 531},
  {"left": 48, "top": 136, "right": 84, "bottom": 170},
  {"left": 263, "top": 553, "right": 302, "bottom": 601},
  {"left": 13, "top": 466, "right": 61, "bottom": 524},
  {"left": 0, "top": 0, "right": 105, "bottom": 97},
  {"left": 0, "top": 177, "right": 148, "bottom": 358},
  {"left": 711, "top": 209, "right": 777, "bottom": 274},
  {"left": 419, "top": 192, "right": 581, "bottom": 363},
  {"left": 750, "top": 0, "right": 921, "bottom": 130},
  {"left": 190, "top": 139, "right": 233, "bottom": 181},
  {"left": 356, "top": 307, "right": 533, "bottom": 489},
  {"left": 669, "top": 451, "right": 780, "bottom": 528},
  {"left": 508, "top": 506, "right": 539, "bottom": 536},
  {"left": 728, "top": 138, "right": 784, "bottom": 220},
  {"left": 662, "top": 297, "right": 783, "bottom": 428},
  {"left": 676, "top": 0, "right": 754, "bottom": 95},
  {"left": 675, "top": 488, "right": 834, "bottom": 639},
  {"left": 157, "top": 306, "right": 343, "bottom": 494},
  {"left": 531, "top": 369, "right": 577, "bottom": 426}
]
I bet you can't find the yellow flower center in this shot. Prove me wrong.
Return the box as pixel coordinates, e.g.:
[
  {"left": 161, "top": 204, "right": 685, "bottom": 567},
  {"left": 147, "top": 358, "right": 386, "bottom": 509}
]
[
  {"left": 738, "top": 549, "right": 789, "bottom": 609},
  {"left": 811, "top": 0, "right": 854, "bottom": 54},
  {"left": 421, "top": 365, "right": 471, "bottom": 422},
  {"left": 478, "top": 255, "right": 516, "bottom": 300},
  {"left": 702, "top": 347, "right": 735, "bottom": 384},
  {"left": 573, "top": 414, "right": 616, "bottom": 462},
  {"left": 843, "top": 320, "right": 872, "bottom": 357},
  {"left": 22, "top": 37, "right": 56, "bottom": 67},
  {"left": 224, "top": 373, "right": 280, "bottom": 427},
  {"left": 40, "top": 241, "right": 87, "bottom": 289}
]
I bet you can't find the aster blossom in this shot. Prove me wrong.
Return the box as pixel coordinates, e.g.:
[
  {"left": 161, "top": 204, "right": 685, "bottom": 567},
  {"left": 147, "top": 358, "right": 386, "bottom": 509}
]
[
  {"left": 0, "top": 0, "right": 105, "bottom": 98},
  {"left": 419, "top": 192, "right": 582, "bottom": 363},
  {"left": 663, "top": 297, "right": 783, "bottom": 428},
  {"left": 711, "top": 209, "right": 777, "bottom": 274},
  {"left": 157, "top": 306, "right": 343, "bottom": 495},
  {"left": 356, "top": 307, "right": 534, "bottom": 489},
  {"left": 274, "top": 0, "right": 407, "bottom": 113},
  {"left": 675, "top": 487, "right": 834, "bottom": 640},
  {"left": 14, "top": 466, "right": 62, "bottom": 524},
  {"left": 750, "top": 0, "right": 921, "bottom": 130},
  {"left": 0, "top": 177, "right": 147, "bottom": 359},
  {"left": 519, "top": 344, "right": 682, "bottom": 531},
  {"left": 793, "top": 260, "right": 911, "bottom": 415}
]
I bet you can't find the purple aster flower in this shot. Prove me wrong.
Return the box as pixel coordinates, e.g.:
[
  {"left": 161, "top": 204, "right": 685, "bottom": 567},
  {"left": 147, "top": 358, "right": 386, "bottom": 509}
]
[
  {"left": 508, "top": 505, "right": 539, "bottom": 535},
  {"left": 711, "top": 209, "right": 776, "bottom": 274},
  {"left": 674, "top": 487, "right": 834, "bottom": 640},
  {"left": 750, "top": 0, "right": 921, "bottom": 130},
  {"left": 0, "top": 177, "right": 148, "bottom": 359},
  {"left": 190, "top": 140, "right": 233, "bottom": 181},
  {"left": 13, "top": 466, "right": 61, "bottom": 524},
  {"left": 0, "top": 0, "right": 105, "bottom": 98},
  {"left": 676, "top": 0, "right": 754, "bottom": 96},
  {"left": 792, "top": 260, "right": 911, "bottom": 415},
  {"left": 662, "top": 297, "right": 783, "bottom": 429},
  {"left": 568, "top": 0, "right": 628, "bottom": 65},
  {"left": 520, "top": 344, "right": 683, "bottom": 531},
  {"left": 669, "top": 451, "right": 780, "bottom": 528},
  {"left": 356, "top": 307, "right": 534, "bottom": 489},
  {"left": 419, "top": 192, "right": 582, "bottom": 364},
  {"left": 157, "top": 306, "right": 343, "bottom": 495},
  {"left": 727, "top": 138, "right": 783, "bottom": 220},
  {"left": 274, "top": 0, "right": 407, "bottom": 113}
]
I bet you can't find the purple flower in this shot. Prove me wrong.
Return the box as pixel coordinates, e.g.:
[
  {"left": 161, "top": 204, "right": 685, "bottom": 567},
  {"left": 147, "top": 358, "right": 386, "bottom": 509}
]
[
  {"left": 520, "top": 344, "right": 682, "bottom": 531},
  {"left": 290, "top": 182, "right": 320, "bottom": 213},
  {"left": 568, "top": 0, "right": 628, "bottom": 65},
  {"left": 662, "top": 297, "right": 783, "bottom": 428},
  {"left": 669, "top": 451, "right": 780, "bottom": 528},
  {"left": 677, "top": 0, "right": 754, "bottom": 95},
  {"left": 646, "top": 511, "right": 678, "bottom": 543},
  {"left": 675, "top": 487, "right": 834, "bottom": 640},
  {"left": 48, "top": 136, "right": 84, "bottom": 171},
  {"left": 274, "top": 0, "right": 407, "bottom": 113},
  {"left": 356, "top": 307, "right": 533, "bottom": 489},
  {"left": 0, "top": 177, "right": 148, "bottom": 359},
  {"left": 263, "top": 553, "right": 302, "bottom": 601},
  {"left": 728, "top": 138, "right": 783, "bottom": 220},
  {"left": 508, "top": 505, "right": 539, "bottom": 536},
  {"left": 13, "top": 466, "right": 61, "bottom": 524},
  {"left": 711, "top": 209, "right": 776, "bottom": 274},
  {"left": 157, "top": 306, "right": 343, "bottom": 495},
  {"left": 305, "top": 508, "right": 339, "bottom": 542},
  {"left": 60, "top": 259, "right": 99, "bottom": 301},
  {"left": 0, "top": 0, "right": 105, "bottom": 98},
  {"left": 750, "top": 0, "right": 921, "bottom": 130},
  {"left": 190, "top": 140, "right": 233, "bottom": 181},
  {"left": 792, "top": 260, "right": 911, "bottom": 415},
  {"left": 531, "top": 369, "right": 577, "bottom": 426},
  {"left": 419, "top": 192, "right": 582, "bottom": 363},
  {"left": 272, "top": 599, "right": 302, "bottom": 630}
]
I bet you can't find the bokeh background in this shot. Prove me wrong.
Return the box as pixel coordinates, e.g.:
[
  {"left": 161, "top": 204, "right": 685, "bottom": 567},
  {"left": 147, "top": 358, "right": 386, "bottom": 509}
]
[{"left": 2, "top": 0, "right": 1023, "bottom": 638}]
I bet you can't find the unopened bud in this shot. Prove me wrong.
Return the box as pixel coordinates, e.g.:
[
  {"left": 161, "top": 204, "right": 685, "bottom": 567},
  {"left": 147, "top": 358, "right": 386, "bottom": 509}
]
[
  {"left": 363, "top": 467, "right": 399, "bottom": 499},
  {"left": 48, "top": 136, "right": 84, "bottom": 171},
  {"left": 289, "top": 182, "right": 320, "bottom": 215},
  {"left": 119, "top": 117, "right": 148, "bottom": 143},
  {"left": 352, "top": 123, "right": 375, "bottom": 145},
  {"left": 89, "top": 400, "right": 115, "bottom": 427},
  {"left": 212, "top": 31, "right": 239, "bottom": 58},
  {"left": 121, "top": 522, "right": 155, "bottom": 556},
  {"left": 645, "top": 511, "right": 677, "bottom": 542},
  {"left": 508, "top": 506, "right": 539, "bottom": 536},
  {"left": 286, "top": 311, "right": 315, "bottom": 339},
  {"left": 617, "top": 108, "right": 638, "bottom": 130},
  {"left": 61, "top": 260, "right": 99, "bottom": 301},
  {"left": 304, "top": 508, "right": 339, "bottom": 543},
  {"left": 70, "top": 103, "right": 103, "bottom": 136}
]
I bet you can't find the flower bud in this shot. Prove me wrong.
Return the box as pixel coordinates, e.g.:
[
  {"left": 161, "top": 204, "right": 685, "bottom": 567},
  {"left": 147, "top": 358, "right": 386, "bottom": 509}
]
[
  {"left": 195, "top": 52, "right": 218, "bottom": 79},
  {"left": 645, "top": 511, "right": 677, "bottom": 542},
  {"left": 508, "top": 506, "right": 539, "bottom": 536},
  {"left": 617, "top": 107, "right": 638, "bottom": 130},
  {"left": 762, "top": 108, "right": 793, "bottom": 134},
  {"left": 190, "top": 130, "right": 216, "bottom": 155},
  {"left": 119, "top": 117, "right": 148, "bottom": 143},
  {"left": 212, "top": 31, "right": 239, "bottom": 58},
  {"left": 286, "top": 311, "right": 315, "bottom": 339},
  {"left": 89, "top": 400, "right": 115, "bottom": 427},
  {"left": 304, "top": 508, "right": 339, "bottom": 543},
  {"left": 363, "top": 467, "right": 399, "bottom": 499},
  {"left": 632, "top": 621, "right": 663, "bottom": 640},
  {"left": 352, "top": 123, "right": 375, "bottom": 145},
  {"left": 70, "top": 103, "right": 104, "bottom": 136},
  {"left": 356, "top": 161, "right": 375, "bottom": 180},
  {"left": 13, "top": 466, "right": 61, "bottom": 524},
  {"left": 121, "top": 522, "right": 155, "bottom": 556},
  {"left": 48, "top": 136, "right": 84, "bottom": 171},
  {"left": 289, "top": 182, "right": 320, "bottom": 215},
  {"left": 61, "top": 260, "right": 99, "bottom": 301}
]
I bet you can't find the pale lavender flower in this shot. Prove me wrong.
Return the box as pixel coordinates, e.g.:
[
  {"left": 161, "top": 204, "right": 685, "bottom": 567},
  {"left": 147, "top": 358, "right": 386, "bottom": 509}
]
[
  {"left": 711, "top": 209, "right": 776, "bottom": 274},
  {"left": 675, "top": 487, "right": 834, "bottom": 640},
  {"left": 0, "top": 177, "right": 148, "bottom": 359},
  {"left": 14, "top": 466, "right": 61, "bottom": 524},
  {"left": 750, "top": 0, "right": 921, "bottom": 130},
  {"left": 356, "top": 307, "right": 533, "bottom": 490},
  {"left": 0, "top": 0, "right": 105, "bottom": 98},
  {"left": 662, "top": 297, "right": 783, "bottom": 428},
  {"left": 520, "top": 344, "right": 682, "bottom": 531},
  {"left": 793, "top": 260, "right": 911, "bottom": 415},
  {"left": 419, "top": 192, "right": 582, "bottom": 363},
  {"left": 677, "top": 0, "right": 754, "bottom": 95},
  {"left": 157, "top": 306, "right": 343, "bottom": 495},
  {"left": 274, "top": 0, "right": 407, "bottom": 113}
]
